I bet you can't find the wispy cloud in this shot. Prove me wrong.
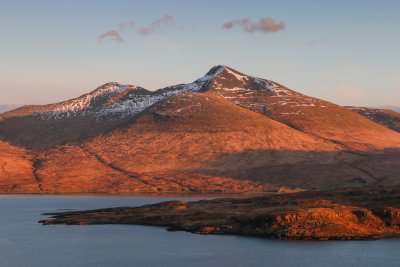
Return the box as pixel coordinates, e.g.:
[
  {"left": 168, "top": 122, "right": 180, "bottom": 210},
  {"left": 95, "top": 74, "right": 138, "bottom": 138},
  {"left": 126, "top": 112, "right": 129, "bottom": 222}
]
[
  {"left": 97, "top": 30, "right": 124, "bottom": 44},
  {"left": 138, "top": 15, "right": 173, "bottom": 35},
  {"left": 98, "top": 21, "right": 134, "bottom": 44},
  {"left": 222, "top": 17, "right": 285, "bottom": 33}
]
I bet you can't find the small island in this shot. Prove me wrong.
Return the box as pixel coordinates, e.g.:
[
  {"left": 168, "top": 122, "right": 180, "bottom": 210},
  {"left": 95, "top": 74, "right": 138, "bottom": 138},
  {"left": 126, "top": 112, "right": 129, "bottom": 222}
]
[{"left": 40, "top": 186, "right": 400, "bottom": 240}]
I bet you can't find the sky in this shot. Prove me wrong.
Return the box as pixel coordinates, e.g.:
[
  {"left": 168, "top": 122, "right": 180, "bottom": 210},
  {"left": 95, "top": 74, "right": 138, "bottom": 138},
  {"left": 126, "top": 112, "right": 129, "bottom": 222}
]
[{"left": 0, "top": 0, "right": 399, "bottom": 107}]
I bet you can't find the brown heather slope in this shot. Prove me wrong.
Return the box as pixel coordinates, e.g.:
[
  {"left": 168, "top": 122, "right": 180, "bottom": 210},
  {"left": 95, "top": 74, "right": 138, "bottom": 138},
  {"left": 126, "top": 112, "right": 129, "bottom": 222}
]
[
  {"left": 81, "top": 93, "right": 342, "bottom": 187},
  {"left": 33, "top": 93, "right": 338, "bottom": 193},
  {"left": 346, "top": 106, "right": 400, "bottom": 133},
  {"left": 0, "top": 141, "right": 39, "bottom": 192}
]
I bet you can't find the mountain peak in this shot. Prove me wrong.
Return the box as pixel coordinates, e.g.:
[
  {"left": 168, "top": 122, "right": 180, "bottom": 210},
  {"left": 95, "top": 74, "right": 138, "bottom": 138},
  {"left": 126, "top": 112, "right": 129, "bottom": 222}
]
[
  {"left": 196, "top": 65, "right": 226, "bottom": 83},
  {"left": 192, "top": 65, "right": 251, "bottom": 90},
  {"left": 205, "top": 65, "right": 227, "bottom": 75},
  {"left": 203, "top": 65, "right": 246, "bottom": 79},
  {"left": 199, "top": 65, "right": 278, "bottom": 94}
]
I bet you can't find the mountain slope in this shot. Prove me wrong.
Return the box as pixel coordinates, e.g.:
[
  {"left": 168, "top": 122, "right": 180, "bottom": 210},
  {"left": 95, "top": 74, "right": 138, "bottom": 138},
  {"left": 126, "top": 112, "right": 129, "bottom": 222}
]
[
  {"left": 33, "top": 93, "right": 339, "bottom": 193},
  {"left": 0, "top": 141, "right": 39, "bottom": 192},
  {"left": 83, "top": 92, "right": 338, "bottom": 171},
  {"left": 28, "top": 93, "right": 400, "bottom": 192}
]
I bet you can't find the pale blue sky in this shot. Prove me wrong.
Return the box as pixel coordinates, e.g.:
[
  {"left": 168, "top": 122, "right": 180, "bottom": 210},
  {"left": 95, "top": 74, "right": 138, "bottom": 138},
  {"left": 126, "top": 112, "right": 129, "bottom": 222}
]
[{"left": 0, "top": 0, "right": 399, "bottom": 106}]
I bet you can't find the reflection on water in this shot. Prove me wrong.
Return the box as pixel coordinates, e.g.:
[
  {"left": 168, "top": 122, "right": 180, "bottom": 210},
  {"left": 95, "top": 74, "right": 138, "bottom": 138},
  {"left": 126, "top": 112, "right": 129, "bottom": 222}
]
[{"left": 0, "top": 195, "right": 399, "bottom": 267}]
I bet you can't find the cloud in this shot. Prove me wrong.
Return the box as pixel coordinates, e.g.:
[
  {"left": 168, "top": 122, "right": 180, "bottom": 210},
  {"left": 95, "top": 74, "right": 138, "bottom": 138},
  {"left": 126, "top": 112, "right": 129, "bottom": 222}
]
[
  {"left": 97, "top": 21, "right": 134, "bottom": 44},
  {"left": 97, "top": 15, "right": 173, "bottom": 44},
  {"left": 222, "top": 17, "right": 285, "bottom": 33},
  {"left": 138, "top": 15, "right": 173, "bottom": 35},
  {"left": 97, "top": 30, "right": 124, "bottom": 44}
]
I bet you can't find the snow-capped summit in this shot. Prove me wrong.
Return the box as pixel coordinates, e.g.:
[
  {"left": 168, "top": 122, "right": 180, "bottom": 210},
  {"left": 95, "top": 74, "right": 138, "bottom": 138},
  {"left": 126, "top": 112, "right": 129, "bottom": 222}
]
[{"left": 1, "top": 65, "right": 319, "bottom": 121}]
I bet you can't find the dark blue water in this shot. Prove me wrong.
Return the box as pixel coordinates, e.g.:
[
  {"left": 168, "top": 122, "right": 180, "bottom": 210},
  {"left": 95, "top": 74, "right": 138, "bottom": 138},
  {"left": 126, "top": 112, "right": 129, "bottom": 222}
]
[{"left": 0, "top": 195, "right": 399, "bottom": 267}]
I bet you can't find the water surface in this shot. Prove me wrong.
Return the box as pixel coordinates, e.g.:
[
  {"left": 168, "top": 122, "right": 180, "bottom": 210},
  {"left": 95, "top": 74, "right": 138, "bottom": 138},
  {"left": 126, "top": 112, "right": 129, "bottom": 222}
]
[{"left": 0, "top": 195, "right": 399, "bottom": 267}]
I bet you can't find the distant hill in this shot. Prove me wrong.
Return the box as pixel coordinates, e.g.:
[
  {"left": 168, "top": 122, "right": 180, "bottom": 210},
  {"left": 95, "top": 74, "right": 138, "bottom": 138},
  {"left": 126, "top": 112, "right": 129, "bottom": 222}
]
[{"left": 346, "top": 106, "right": 400, "bottom": 133}]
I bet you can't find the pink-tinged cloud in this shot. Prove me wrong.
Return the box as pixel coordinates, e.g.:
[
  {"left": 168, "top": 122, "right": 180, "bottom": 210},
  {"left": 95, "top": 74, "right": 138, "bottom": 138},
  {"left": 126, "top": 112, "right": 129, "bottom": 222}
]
[
  {"left": 97, "top": 30, "right": 124, "bottom": 43},
  {"left": 138, "top": 14, "right": 173, "bottom": 35},
  {"left": 98, "top": 21, "right": 134, "bottom": 44},
  {"left": 222, "top": 17, "right": 285, "bottom": 33}
]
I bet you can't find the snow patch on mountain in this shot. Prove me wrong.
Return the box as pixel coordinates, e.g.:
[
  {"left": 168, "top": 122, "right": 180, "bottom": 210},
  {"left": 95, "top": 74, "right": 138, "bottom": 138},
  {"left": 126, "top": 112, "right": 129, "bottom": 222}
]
[
  {"left": 224, "top": 67, "right": 249, "bottom": 82},
  {"left": 49, "top": 83, "right": 131, "bottom": 113}
]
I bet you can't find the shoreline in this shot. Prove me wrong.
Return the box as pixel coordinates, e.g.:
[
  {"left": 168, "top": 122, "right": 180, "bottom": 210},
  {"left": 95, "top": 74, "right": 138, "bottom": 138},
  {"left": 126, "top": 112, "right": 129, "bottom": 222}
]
[{"left": 0, "top": 192, "right": 268, "bottom": 198}]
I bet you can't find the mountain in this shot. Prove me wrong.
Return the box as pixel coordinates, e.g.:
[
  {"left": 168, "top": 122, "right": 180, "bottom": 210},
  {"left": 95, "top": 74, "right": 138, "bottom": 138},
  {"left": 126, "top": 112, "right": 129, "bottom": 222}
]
[
  {"left": 0, "top": 65, "right": 400, "bottom": 193},
  {"left": 346, "top": 106, "right": 400, "bottom": 133}
]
